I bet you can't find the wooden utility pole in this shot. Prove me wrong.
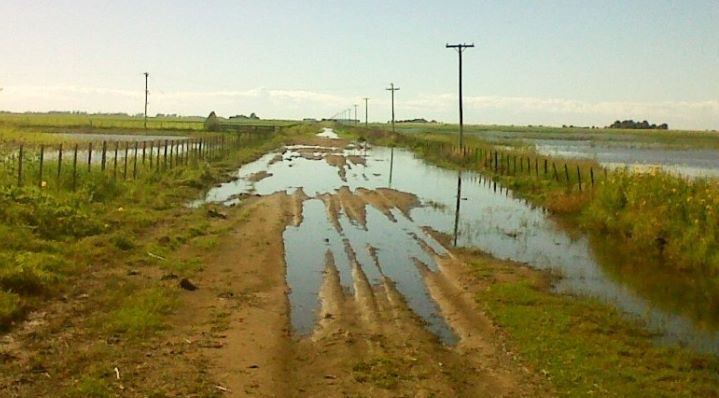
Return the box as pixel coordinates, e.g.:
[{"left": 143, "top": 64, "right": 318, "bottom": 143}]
[
  {"left": 143, "top": 72, "right": 149, "bottom": 129},
  {"left": 446, "top": 43, "right": 474, "bottom": 150},
  {"left": 353, "top": 104, "right": 358, "bottom": 126},
  {"left": 363, "top": 97, "right": 369, "bottom": 127},
  {"left": 385, "top": 83, "right": 400, "bottom": 134}
]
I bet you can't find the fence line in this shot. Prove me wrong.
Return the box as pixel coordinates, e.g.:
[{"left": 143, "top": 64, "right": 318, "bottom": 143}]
[
  {"left": 3, "top": 132, "right": 270, "bottom": 191},
  {"left": 417, "top": 140, "right": 605, "bottom": 193}
]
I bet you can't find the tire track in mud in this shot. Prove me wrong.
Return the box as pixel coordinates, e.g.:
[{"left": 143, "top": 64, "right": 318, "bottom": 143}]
[
  {"left": 185, "top": 146, "right": 549, "bottom": 397},
  {"left": 285, "top": 186, "right": 539, "bottom": 397}
]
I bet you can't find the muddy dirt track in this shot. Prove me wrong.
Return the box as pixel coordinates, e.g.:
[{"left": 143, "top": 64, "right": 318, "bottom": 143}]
[{"left": 177, "top": 135, "right": 551, "bottom": 397}]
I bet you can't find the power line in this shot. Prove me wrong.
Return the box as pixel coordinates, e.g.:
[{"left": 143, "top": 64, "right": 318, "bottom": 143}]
[
  {"left": 385, "top": 83, "right": 400, "bottom": 134},
  {"left": 445, "top": 43, "right": 474, "bottom": 150}
]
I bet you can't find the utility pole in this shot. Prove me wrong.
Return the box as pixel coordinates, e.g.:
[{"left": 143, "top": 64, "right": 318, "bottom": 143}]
[
  {"left": 353, "top": 104, "right": 358, "bottom": 126},
  {"left": 363, "top": 97, "right": 369, "bottom": 127},
  {"left": 446, "top": 43, "right": 474, "bottom": 150},
  {"left": 385, "top": 83, "right": 399, "bottom": 134},
  {"left": 143, "top": 72, "right": 149, "bottom": 129}
]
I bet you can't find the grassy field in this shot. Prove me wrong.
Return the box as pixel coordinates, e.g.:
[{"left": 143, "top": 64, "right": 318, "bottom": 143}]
[
  {"left": 0, "top": 112, "right": 299, "bottom": 132},
  {"left": 365, "top": 121, "right": 719, "bottom": 149},
  {"left": 0, "top": 132, "right": 278, "bottom": 329},
  {"left": 462, "top": 248, "right": 719, "bottom": 398},
  {"left": 0, "top": 122, "right": 321, "bottom": 396}
]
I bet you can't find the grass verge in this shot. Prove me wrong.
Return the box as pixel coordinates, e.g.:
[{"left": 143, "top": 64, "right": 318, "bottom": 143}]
[{"left": 465, "top": 251, "right": 719, "bottom": 397}]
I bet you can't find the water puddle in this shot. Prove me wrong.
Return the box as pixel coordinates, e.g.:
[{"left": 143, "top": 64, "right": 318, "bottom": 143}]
[
  {"left": 316, "top": 128, "right": 339, "bottom": 139},
  {"left": 284, "top": 197, "right": 456, "bottom": 343},
  {"left": 196, "top": 130, "right": 719, "bottom": 353}
]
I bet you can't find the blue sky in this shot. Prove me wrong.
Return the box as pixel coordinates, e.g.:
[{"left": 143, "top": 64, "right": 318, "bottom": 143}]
[{"left": 1, "top": 0, "right": 717, "bottom": 129}]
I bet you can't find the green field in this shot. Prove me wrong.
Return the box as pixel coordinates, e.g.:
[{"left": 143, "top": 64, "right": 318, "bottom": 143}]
[
  {"left": 0, "top": 111, "right": 299, "bottom": 134},
  {"left": 366, "top": 121, "right": 719, "bottom": 149}
]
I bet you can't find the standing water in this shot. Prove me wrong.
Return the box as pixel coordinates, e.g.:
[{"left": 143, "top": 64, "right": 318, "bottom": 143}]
[{"left": 195, "top": 128, "right": 719, "bottom": 353}]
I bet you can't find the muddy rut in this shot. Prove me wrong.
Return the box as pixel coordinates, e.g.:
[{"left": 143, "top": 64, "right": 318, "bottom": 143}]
[{"left": 181, "top": 140, "right": 549, "bottom": 397}]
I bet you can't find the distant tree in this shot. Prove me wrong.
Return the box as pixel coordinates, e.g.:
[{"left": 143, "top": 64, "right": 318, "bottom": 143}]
[
  {"left": 204, "top": 111, "right": 221, "bottom": 131},
  {"left": 608, "top": 119, "right": 667, "bottom": 130},
  {"left": 249, "top": 112, "right": 259, "bottom": 119}
]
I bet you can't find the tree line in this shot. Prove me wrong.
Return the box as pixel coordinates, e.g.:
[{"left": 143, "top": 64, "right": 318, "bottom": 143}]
[{"left": 609, "top": 120, "right": 668, "bottom": 130}]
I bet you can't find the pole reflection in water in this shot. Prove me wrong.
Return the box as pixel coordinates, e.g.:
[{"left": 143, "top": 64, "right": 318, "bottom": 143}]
[
  {"left": 388, "top": 146, "right": 395, "bottom": 187},
  {"left": 453, "top": 170, "right": 463, "bottom": 247}
]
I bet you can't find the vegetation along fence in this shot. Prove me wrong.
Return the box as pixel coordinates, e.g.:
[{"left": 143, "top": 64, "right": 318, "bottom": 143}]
[
  {"left": 0, "top": 132, "right": 270, "bottom": 191},
  {"left": 413, "top": 140, "right": 606, "bottom": 193}
]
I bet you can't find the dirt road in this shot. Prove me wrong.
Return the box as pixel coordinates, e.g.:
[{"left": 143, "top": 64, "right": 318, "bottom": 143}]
[
  {"left": 0, "top": 135, "right": 551, "bottom": 397},
  {"left": 176, "top": 136, "right": 551, "bottom": 397}
]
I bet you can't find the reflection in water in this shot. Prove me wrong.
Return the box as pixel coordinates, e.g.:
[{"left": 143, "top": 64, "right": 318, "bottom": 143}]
[
  {"left": 195, "top": 142, "right": 719, "bottom": 354},
  {"left": 283, "top": 197, "right": 457, "bottom": 344},
  {"left": 590, "top": 235, "right": 719, "bottom": 335},
  {"left": 389, "top": 146, "right": 394, "bottom": 187},
  {"left": 453, "top": 171, "right": 462, "bottom": 247}
]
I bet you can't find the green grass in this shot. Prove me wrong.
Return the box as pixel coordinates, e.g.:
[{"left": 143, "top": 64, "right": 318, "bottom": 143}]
[
  {"left": 0, "top": 111, "right": 299, "bottom": 134},
  {"left": 105, "top": 287, "right": 176, "bottom": 336},
  {"left": 0, "top": 112, "right": 205, "bottom": 131},
  {"left": 0, "top": 121, "right": 314, "bottom": 397},
  {"left": 0, "top": 121, "right": 291, "bottom": 331},
  {"left": 352, "top": 357, "right": 406, "bottom": 389},
  {"left": 478, "top": 266, "right": 719, "bottom": 397},
  {"left": 583, "top": 170, "right": 719, "bottom": 274}
]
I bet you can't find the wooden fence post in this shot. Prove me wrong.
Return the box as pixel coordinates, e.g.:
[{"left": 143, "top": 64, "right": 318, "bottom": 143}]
[
  {"left": 163, "top": 140, "right": 168, "bottom": 170},
  {"left": 39, "top": 144, "right": 44, "bottom": 187},
  {"left": 123, "top": 142, "right": 129, "bottom": 180},
  {"left": 72, "top": 144, "right": 78, "bottom": 191},
  {"left": 564, "top": 163, "right": 570, "bottom": 187},
  {"left": 149, "top": 140, "right": 155, "bottom": 167},
  {"left": 87, "top": 142, "right": 92, "bottom": 172},
  {"left": 101, "top": 141, "right": 107, "bottom": 171},
  {"left": 577, "top": 166, "right": 582, "bottom": 192},
  {"left": 133, "top": 142, "right": 138, "bottom": 179},
  {"left": 156, "top": 142, "right": 161, "bottom": 172},
  {"left": 113, "top": 142, "right": 119, "bottom": 179},
  {"left": 57, "top": 144, "right": 63, "bottom": 181}
]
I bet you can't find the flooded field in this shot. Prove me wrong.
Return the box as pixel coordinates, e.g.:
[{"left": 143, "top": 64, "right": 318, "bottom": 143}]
[
  {"left": 464, "top": 130, "right": 719, "bottom": 178},
  {"left": 533, "top": 139, "right": 719, "bottom": 178},
  {"left": 195, "top": 129, "right": 719, "bottom": 354}
]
